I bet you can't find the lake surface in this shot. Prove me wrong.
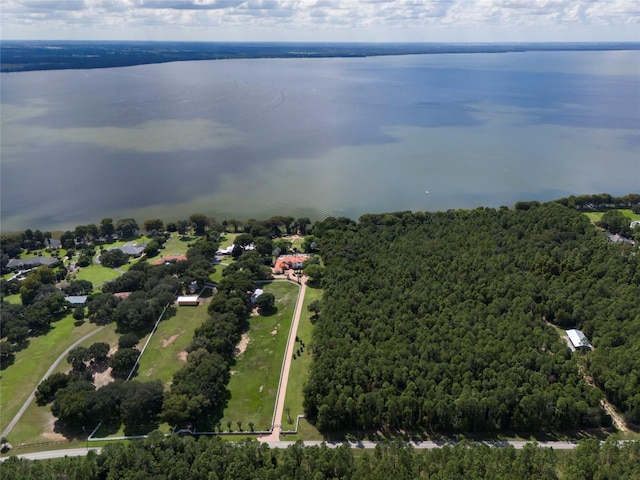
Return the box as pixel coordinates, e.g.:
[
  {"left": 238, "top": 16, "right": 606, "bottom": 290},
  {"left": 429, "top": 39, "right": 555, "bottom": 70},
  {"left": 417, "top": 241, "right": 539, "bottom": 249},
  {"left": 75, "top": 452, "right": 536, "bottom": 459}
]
[{"left": 1, "top": 50, "right": 639, "bottom": 232}]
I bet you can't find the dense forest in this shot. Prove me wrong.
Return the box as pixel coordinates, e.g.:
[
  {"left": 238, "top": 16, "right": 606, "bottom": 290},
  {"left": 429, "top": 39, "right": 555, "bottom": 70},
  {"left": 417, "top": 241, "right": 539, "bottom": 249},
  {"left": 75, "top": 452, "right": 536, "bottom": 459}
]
[
  {"left": 2, "top": 436, "right": 640, "bottom": 479},
  {"left": 304, "top": 202, "right": 640, "bottom": 433}
]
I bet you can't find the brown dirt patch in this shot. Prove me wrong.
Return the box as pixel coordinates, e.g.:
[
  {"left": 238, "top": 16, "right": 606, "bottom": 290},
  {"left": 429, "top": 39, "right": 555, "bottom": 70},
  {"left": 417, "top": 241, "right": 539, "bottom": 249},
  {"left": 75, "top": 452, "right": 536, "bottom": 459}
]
[
  {"left": 600, "top": 399, "right": 628, "bottom": 432},
  {"left": 584, "top": 370, "right": 629, "bottom": 432},
  {"left": 42, "top": 415, "right": 67, "bottom": 442},
  {"left": 178, "top": 351, "right": 188, "bottom": 362},
  {"left": 163, "top": 334, "right": 180, "bottom": 348},
  {"left": 93, "top": 367, "right": 115, "bottom": 388},
  {"left": 233, "top": 333, "right": 250, "bottom": 356}
]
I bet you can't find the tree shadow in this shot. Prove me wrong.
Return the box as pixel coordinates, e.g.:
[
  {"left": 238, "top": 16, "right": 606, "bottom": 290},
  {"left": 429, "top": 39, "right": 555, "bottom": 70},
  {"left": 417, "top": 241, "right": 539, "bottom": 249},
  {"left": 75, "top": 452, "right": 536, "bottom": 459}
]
[
  {"left": 92, "top": 421, "right": 121, "bottom": 438},
  {"left": 123, "top": 421, "right": 161, "bottom": 437},
  {"left": 52, "top": 419, "right": 86, "bottom": 441},
  {"left": 258, "top": 306, "right": 278, "bottom": 317},
  {"left": 0, "top": 354, "right": 15, "bottom": 370}
]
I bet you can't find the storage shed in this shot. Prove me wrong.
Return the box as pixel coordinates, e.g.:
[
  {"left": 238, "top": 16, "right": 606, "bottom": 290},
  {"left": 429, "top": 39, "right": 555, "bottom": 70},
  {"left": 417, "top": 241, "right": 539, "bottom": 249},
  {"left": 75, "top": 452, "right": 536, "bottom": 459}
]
[
  {"left": 65, "top": 295, "right": 88, "bottom": 307},
  {"left": 566, "top": 329, "right": 592, "bottom": 350},
  {"left": 176, "top": 295, "right": 200, "bottom": 306}
]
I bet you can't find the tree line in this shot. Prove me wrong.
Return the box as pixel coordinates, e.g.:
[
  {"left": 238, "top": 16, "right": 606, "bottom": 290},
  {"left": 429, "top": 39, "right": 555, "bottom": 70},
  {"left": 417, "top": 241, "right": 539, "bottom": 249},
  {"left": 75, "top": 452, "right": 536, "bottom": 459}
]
[
  {"left": 304, "top": 202, "right": 640, "bottom": 433},
  {"left": 2, "top": 436, "right": 639, "bottom": 480}
]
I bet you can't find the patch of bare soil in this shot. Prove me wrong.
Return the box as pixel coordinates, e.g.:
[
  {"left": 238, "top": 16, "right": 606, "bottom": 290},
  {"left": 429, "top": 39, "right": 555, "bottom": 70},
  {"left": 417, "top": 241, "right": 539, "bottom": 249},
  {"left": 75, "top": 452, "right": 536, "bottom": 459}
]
[
  {"left": 600, "top": 399, "right": 629, "bottom": 432},
  {"left": 271, "top": 324, "right": 280, "bottom": 336},
  {"left": 93, "top": 367, "right": 115, "bottom": 388},
  {"left": 233, "top": 333, "right": 250, "bottom": 356},
  {"left": 163, "top": 334, "right": 180, "bottom": 348},
  {"left": 42, "top": 414, "right": 67, "bottom": 441},
  {"left": 583, "top": 374, "right": 629, "bottom": 432},
  {"left": 259, "top": 385, "right": 264, "bottom": 393},
  {"left": 178, "top": 351, "right": 188, "bottom": 362},
  {"left": 230, "top": 370, "right": 238, "bottom": 376}
]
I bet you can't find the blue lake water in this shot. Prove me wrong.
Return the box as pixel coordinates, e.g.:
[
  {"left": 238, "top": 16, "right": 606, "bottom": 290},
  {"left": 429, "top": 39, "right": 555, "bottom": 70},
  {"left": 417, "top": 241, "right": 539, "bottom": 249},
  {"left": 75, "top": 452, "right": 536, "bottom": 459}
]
[{"left": 1, "top": 50, "right": 639, "bottom": 231}]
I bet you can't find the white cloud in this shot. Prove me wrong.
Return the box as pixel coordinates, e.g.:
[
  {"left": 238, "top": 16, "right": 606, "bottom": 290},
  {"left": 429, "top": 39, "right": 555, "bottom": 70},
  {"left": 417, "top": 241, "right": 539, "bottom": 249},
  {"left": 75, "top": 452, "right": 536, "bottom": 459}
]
[{"left": 1, "top": 0, "right": 638, "bottom": 41}]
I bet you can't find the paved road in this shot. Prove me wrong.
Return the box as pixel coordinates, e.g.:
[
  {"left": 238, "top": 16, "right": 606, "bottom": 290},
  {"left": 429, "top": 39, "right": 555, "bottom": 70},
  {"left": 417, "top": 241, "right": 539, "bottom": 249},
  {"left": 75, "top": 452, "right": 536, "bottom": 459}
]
[
  {"left": 1, "top": 326, "right": 107, "bottom": 439},
  {"left": 1, "top": 447, "right": 103, "bottom": 461},
  {"left": 267, "top": 440, "right": 582, "bottom": 450},
  {"left": 1, "top": 439, "right": 591, "bottom": 461},
  {"left": 261, "top": 277, "right": 307, "bottom": 442}
]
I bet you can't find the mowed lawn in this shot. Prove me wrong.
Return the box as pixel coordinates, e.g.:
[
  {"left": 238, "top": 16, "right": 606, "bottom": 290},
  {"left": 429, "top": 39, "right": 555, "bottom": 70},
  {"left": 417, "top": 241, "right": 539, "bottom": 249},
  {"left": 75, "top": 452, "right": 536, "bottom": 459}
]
[
  {"left": 7, "top": 324, "right": 122, "bottom": 446},
  {"left": 2, "top": 294, "right": 22, "bottom": 305},
  {"left": 280, "top": 282, "right": 323, "bottom": 440},
  {"left": 220, "top": 281, "right": 298, "bottom": 432},
  {"left": 135, "top": 302, "right": 211, "bottom": 386},
  {"left": 73, "top": 264, "right": 120, "bottom": 286},
  {"left": 584, "top": 209, "right": 640, "bottom": 224},
  {"left": 0, "top": 314, "right": 100, "bottom": 434}
]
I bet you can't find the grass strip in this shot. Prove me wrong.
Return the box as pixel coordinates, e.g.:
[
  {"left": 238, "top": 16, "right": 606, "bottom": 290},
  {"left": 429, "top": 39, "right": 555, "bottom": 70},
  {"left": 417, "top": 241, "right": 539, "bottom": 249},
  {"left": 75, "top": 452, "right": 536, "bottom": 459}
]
[
  {"left": 219, "top": 281, "right": 297, "bottom": 432},
  {"left": 0, "top": 314, "right": 99, "bottom": 434}
]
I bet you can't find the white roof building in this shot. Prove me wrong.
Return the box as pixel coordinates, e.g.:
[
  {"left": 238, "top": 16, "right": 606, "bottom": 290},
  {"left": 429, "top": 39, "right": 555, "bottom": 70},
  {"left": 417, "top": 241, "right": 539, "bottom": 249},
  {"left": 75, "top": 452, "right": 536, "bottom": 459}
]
[
  {"left": 251, "top": 288, "right": 264, "bottom": 304},
  {"left": 176, "top": 295, "right": 200, "bottom": 306},
  {"left": 65, "top": 295, "right": 88, "bottom": 306},
  {"left": 216, "top": 245, "right": 235, "bottom": 255},
  {"left": 566, "top": 329, "right": 592, "bottom": 350}
]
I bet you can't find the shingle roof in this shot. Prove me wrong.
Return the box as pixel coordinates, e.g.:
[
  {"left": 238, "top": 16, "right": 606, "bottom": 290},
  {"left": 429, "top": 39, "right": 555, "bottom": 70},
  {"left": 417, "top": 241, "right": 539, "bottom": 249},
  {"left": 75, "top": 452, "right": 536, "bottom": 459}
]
[{"left": 6, "top": 257, "right": 58, "bottom": 269}]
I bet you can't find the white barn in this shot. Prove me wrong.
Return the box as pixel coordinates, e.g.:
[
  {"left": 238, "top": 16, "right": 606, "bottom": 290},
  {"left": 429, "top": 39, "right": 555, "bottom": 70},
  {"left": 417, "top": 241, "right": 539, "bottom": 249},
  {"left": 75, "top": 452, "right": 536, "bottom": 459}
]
[
  {"left": 566, "top": 329, "right": 592, "bottom": 350},
  {"left": 176, "top": 295, "right": 200, "bottom": 306}
]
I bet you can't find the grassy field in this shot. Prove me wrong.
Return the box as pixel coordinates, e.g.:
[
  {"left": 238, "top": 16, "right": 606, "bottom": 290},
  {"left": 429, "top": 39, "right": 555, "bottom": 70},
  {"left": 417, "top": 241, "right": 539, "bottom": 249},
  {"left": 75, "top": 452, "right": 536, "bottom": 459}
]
[
  {"left": 290, "top": 236, "right": 305, "bottom": 252},
  {"left": 220, "top": 281, "right": 298, "bottom": 433},
  {"left": 135, "top": 302, "right": 210, "bottom": 386},
  {"left": 159, "top": 233, "right": 194, "bottom": 256},
  {"left": 279, "top": 283, "right": 323, "bottom": 440},
  {"left": 7, "top": 323, "right": 120, "bottom": 446},
  {"left": 0, "top": 314, "right": 100, "bottom": 435},
  {"left": 72, "top": 264, "right": 120, "bottom": 285},
  {"left": 217, "top": 233, "right": 238, "bottom": 249},
  {"left": 583, "top": 209, "right": 640, "bottom": 224},
  {"left": 2, "top": 294, "right": 22, "bottom": 304}
]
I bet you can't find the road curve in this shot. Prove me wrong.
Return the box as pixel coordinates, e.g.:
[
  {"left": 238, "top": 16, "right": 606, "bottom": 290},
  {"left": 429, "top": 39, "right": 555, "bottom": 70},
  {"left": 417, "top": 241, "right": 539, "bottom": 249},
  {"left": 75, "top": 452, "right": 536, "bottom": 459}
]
[{"left": 1, "top": 326, "right": 107, "bottom": 439}]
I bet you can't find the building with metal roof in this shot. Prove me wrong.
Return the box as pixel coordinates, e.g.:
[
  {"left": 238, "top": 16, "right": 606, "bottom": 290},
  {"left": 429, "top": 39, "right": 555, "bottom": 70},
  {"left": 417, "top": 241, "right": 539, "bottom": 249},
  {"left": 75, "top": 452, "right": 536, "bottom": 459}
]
[{"left": 566, "top": 329, "right": 592, "bottom": 350}]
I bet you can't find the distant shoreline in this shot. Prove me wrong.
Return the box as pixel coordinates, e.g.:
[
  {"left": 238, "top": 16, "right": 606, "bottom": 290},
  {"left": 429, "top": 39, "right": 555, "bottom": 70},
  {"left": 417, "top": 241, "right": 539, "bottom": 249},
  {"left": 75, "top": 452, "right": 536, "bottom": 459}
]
[{"left": 2, "top": 40, "right": 639, "bottom": 73}]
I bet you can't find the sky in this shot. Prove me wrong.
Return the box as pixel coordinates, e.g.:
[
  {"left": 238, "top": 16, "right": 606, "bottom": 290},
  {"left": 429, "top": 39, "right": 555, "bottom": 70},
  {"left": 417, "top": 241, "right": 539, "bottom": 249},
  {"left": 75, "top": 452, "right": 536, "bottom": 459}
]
[{"left": 1, "top": 0, "right": 639, "bottom": 43}]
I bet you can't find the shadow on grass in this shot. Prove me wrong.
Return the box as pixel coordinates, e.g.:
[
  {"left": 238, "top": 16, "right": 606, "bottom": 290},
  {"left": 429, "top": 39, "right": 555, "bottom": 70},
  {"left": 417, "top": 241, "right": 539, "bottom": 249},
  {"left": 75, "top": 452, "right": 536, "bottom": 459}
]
[
  {"left": 92, "top": 421, "right": 122, "bottom": 438},
  {"left": 257, "top": 306, "right": 278, "bottom": 317},
  {"left": 0, "top": 354, "right": 16, "bottom": 370},
  {"left": 52, "top": 419, "right": 90, "bottom": 441}
]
